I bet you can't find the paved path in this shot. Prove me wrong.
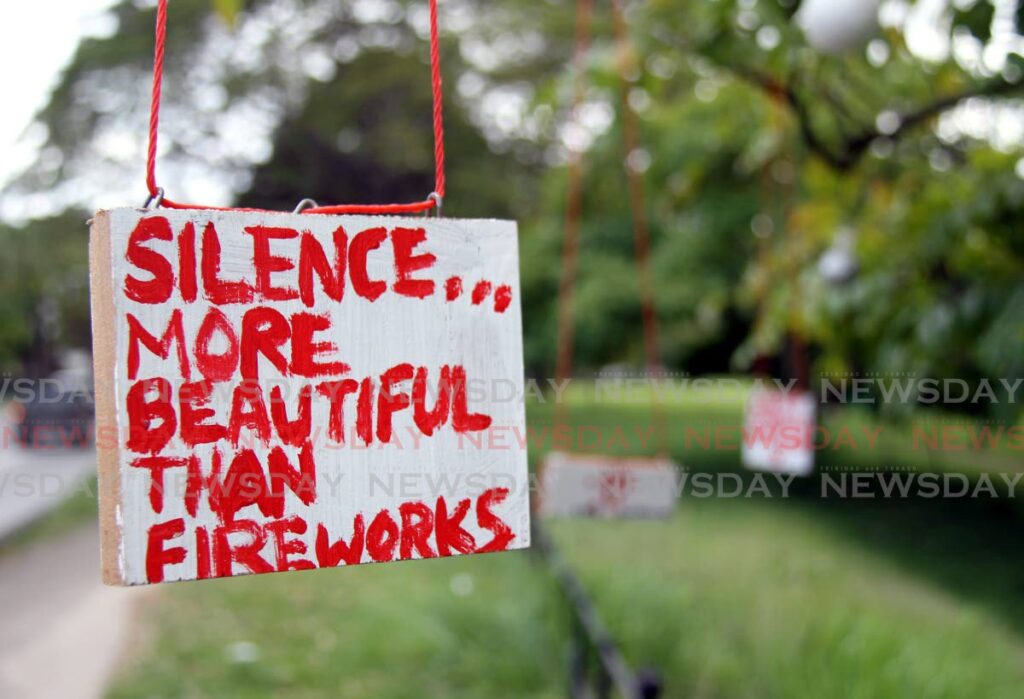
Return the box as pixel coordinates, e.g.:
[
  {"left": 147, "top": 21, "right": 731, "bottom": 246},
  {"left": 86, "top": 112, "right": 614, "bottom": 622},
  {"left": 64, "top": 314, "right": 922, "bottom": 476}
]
[
  {"left": 0, "top": 421, "right": 97, "bottom": 540},
  {"left": 0, "top": 523, "right": 150, "bottom": 699}
]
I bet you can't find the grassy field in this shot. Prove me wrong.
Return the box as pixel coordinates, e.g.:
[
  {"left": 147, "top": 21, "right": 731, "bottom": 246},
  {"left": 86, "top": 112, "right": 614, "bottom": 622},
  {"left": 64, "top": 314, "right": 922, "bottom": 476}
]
[
  {"left": 106, "top": 498, "right": 1024, "bottom": 698},
  {"left": 528, "top": 379, "right": 1024, "bottom": 486},
  {"left": 109, "top": 550, "right": 567, "bottom": 699},
  {"left": 550, "top": 500, "right": 1024, "bottom": 699},
  {"left": 98, "top": 381, "right": 1024, "bottom": 697}
]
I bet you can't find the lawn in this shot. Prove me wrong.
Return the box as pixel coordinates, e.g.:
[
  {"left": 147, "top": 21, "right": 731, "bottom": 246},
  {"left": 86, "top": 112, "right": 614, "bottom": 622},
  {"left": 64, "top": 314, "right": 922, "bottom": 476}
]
[
  {"left": 108, "top": 550, "right": 567, "bottom": 699},
  {"left": 550, "top": 500, "right": 1024, "bottom": 699},
  {"left": 528, "top": 379, "right": 1024, "bottom": 487},
  {"left": 103, "top": 380, "right": 1024, "bottom": 697}
]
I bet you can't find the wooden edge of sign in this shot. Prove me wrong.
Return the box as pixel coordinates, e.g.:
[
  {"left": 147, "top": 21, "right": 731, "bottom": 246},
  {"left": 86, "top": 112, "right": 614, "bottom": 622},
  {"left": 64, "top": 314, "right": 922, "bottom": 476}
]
[{"left": 89, "top": 211, "right": 124, "bottom": 586}]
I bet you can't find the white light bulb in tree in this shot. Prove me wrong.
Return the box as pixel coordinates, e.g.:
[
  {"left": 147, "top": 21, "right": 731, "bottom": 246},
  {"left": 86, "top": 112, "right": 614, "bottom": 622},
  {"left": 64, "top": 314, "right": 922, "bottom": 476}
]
[
  {"left": 797, "top": 0, "right": 880, "bottom": 55},
  {"left": 818, "top": 227, "right": 859, "bottom": 285}
]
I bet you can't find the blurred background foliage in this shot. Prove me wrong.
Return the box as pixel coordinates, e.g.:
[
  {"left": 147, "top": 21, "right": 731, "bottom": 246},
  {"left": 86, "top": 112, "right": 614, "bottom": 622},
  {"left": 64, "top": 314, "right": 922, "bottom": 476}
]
[{"left": 1, "top": 0, "right": 1022, "bottom": 417}]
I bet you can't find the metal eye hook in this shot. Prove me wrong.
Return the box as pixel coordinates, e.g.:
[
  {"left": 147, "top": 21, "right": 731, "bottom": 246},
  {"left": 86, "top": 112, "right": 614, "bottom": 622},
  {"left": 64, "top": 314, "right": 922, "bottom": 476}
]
[
  {"left": 293, "top": 198, "right": 319, "bottom": 214},
  {"left": 143, "top": 187, "right": 165, "bottom": 210},
  {"left": 427, "top": 192, "right": 443, "bottom": 218}
]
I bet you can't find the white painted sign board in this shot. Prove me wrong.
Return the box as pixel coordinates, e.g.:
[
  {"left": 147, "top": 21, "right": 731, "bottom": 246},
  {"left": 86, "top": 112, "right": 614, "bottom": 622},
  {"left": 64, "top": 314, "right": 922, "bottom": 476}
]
[
  {"left": 90, "top": 208, "right": 530, "bottom": 585},
  {"left": 539, "top": 452, "right": 679, "bottom": 519},
  {"left": 741, "top": 388, "right": 816, "bottom": 476}
]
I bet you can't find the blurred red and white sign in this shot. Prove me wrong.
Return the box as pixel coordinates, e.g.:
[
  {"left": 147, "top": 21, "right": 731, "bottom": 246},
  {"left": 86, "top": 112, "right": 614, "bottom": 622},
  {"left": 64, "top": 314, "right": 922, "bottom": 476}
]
[
  {"left": 741, "top": 388, "right": 816, "bottom": 476},
  {"left": 90, "top": 208, "right": 529, "bottom": 586},
  {"left": 540, "top": 452, "right": 679, "bottom": 519}
]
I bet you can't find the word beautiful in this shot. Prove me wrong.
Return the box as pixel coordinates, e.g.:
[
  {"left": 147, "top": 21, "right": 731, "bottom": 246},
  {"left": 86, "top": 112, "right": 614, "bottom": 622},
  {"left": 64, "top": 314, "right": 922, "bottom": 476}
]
[{"left": 92, "top": 209, "right": 529, "bottom": 585}]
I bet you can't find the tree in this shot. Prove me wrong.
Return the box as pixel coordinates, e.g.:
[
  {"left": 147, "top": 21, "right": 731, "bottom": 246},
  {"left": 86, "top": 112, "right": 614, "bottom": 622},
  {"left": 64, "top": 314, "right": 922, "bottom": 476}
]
[
  {"left": 0, "top": 213, "right": 91, "bottom": 373},
  {"left": 1, "top": 0, "right": 1022, "bottom": 417},
  {"left": 521, "top": 0, "right": 1024, "bottom": 414}
]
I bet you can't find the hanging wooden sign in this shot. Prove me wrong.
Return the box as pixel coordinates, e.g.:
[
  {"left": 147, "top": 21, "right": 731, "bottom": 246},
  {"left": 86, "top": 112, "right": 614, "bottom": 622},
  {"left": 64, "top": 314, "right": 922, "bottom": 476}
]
[
  {"left": 539, "top": 452, "right": 679, "bottom": 519},
  {"left": 89, "top": 208, "right": 529, "bottom": 585},
  {"left": 741, "top": 388, "right": 816, "bottom": 476}
]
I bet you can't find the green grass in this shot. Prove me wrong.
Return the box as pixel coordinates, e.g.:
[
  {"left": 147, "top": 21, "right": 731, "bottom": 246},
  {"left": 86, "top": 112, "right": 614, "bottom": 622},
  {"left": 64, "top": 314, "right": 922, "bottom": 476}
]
[
  {"left": 107, "top": 496, "right": 1024, "bottom": 699},
  {"left": 526, "top": 379, "right": 747, "bottom": 469},
  {"left": 549, "top": 499, "right": 1024, "bottom": 699},
  {"left": 105, "top": 382, "right": 1024, "bottom": 698},
  {"left": 529, "top": 379, "right": 1024, "bottom": 489},
  {"left": 109, "top": 551, "right": 567, "bottom": 699}
]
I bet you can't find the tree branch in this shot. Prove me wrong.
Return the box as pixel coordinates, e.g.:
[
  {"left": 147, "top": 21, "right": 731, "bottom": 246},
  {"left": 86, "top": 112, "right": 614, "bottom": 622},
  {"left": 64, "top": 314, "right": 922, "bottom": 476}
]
[
  {"left": 732, "top": 65, "right": 1024, "bottom": 171},
  {"left": 842, "top": 78, "right": 1024, "bottom": 164},
  {"left": 730, "top": 65, "right": 851, "bottom": 170}
]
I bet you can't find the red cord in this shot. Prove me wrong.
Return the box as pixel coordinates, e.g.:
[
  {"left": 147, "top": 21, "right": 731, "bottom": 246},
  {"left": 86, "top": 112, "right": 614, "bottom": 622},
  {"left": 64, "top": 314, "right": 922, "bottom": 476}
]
[
  {"left": 429, "top": 0, "right": 446, "bottom": 200},
  {"left": 145, "top": 0, "right": 167, "bottom": 198},
  {"left": 553, "top": 0, "right": 592, "bottom": 426},
  {"left": 146, "top": 0, "right": 446, "bottom": 215},
  {"left": 552, "top": 0, "right": 666, "bottom": 454},
  {"left": 610, "top": 0, "right": 660, "bottom": 375}
]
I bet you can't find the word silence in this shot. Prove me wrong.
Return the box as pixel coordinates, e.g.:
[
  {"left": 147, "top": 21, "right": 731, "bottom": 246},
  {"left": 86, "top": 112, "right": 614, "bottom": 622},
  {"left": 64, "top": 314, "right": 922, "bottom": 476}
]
[{"left": 90, "top": 208, "right": 529, "bottom": 586}]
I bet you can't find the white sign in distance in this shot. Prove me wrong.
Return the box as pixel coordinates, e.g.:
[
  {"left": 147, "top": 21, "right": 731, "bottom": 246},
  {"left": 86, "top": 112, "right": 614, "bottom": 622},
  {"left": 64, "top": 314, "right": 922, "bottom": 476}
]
[
  {"left": 741, "top": 388, "right": 816, "bottom": 476},
  {"left": 539, "top": 452, "right": 679, "bottom": 519}
]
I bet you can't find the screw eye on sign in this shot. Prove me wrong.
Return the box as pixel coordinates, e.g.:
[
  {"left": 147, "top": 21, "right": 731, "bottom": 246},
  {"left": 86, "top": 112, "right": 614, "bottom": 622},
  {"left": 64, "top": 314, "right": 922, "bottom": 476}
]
[
  {"left": 89, "top": 208, "right": 529, "bottom": 586},
  {"left": 741, "top": 388, "right": 816, "bottom": 477}
]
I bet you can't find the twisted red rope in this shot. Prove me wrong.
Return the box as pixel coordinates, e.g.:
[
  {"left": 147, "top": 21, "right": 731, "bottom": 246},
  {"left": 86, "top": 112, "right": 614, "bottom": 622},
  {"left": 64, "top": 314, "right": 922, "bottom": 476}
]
[
  {"left": 553, "top": 0, "right": 592, "bottom": 424},
  {"left": 145, "top": 0, "right": 167, "bottom": 198},
  {"left": 146, "top": 0, "right": 446, "bottom": 215},
  {"left": 552, "top": 0, "right": 666, "bottom": 454},
  {"left": 428, "top": 0, "right": 446, "bottom": 201}
]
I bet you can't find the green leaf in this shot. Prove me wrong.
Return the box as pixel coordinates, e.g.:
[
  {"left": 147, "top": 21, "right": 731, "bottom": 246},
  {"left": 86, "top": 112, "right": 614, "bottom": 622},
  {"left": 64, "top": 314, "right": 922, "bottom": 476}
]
[
  {"left": 1006, "top": 51, "right": 1024, "bottom": 81},
  {"left": 212, "top": 0, "right": 241, "bottom": 26},
  {"left": 774, "top": 0, "right": 802, "bottom": 20},
  {"left": 954, "top": 0, "right": 995, "bottom": 43}
]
